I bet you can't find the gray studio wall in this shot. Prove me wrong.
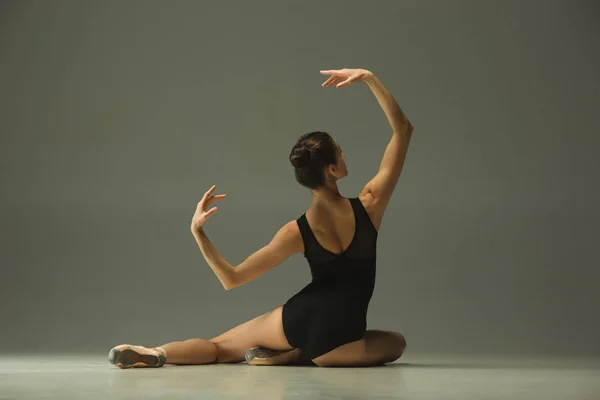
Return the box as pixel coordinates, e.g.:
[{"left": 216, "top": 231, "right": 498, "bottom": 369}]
[{"left": 1, "top": 0, "right": 598, "bottom": 357}]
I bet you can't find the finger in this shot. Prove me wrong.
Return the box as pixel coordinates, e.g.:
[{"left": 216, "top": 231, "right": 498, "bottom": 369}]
[
  {"left": 320, "top": 70, "right": 340, "bottom": 75},
  {"left": 206, "top": 194, "right": 226, "bottom": 206},
  {"left": 326, "top": 76, "right": 344, "bottom": 87},
  {"left": 203, "top": 191, "right": 225, "bottom": 202},
  {"left": 322, "top": 76, "right": 334, "bottom": 86},
  {"left": 336, "top": 77, "right": 355, "bottom": 88},
  {"left": 206, "top": 207, "right": 218, "bottom": 216},
  {"left": 200, "top": 184, "right": 217, "bottom": 206},
  {"left": 327, "top": 77, "right": 342, "bottom": 87},
  {"left": 201, "top": 184, "right": 215, "bottom": 200},
  {"left": 321, "top": 76, "right": 336, "bottom": 87}
]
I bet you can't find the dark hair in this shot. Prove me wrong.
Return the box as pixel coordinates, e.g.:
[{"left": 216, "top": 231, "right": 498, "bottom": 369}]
[{"left": 289, "top": 131, "right": 338, "bottom": 189}]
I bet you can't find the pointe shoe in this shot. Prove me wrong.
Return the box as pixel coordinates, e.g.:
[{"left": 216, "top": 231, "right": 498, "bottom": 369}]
[
  {"left": 108, "top": 344, "right": 167, "bottom": 369},
  {"left": 245, "top": 347, "right": 296, "bottom": 366}
]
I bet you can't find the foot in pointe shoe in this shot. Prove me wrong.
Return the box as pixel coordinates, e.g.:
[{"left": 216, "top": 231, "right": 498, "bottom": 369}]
[
  {"left": 108, "top": 344, "right": 167, "bottom": 369},
  {"left": 245, "top": 346, "right": 299, "bottom": 366}
]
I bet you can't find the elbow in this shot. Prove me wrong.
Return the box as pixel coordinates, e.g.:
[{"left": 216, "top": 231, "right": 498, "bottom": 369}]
[
  {"left": 397, "top": 120, "right": 413, "bottom": 136},
  {"left": 223, "top": 279, "right": 235, "bottom": 291},
  {"left": 223, "top": 270, "right": 239, "bottom": 291}
]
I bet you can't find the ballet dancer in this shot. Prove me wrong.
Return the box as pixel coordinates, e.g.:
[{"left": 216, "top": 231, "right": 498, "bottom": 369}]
[{"left": 109, "top": 67, "right": 414, "bottom": 368}]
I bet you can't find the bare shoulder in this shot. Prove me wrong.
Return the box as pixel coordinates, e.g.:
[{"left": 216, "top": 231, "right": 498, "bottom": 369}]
[
  {"left": 357, "top": 190, "right": 382, "bottom": 232},
  {"left": 278, "top": 219, "right": 304, "bottom": 254}
]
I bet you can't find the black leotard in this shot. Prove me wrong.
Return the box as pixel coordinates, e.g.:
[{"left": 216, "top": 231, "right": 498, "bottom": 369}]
[{"left": 281, "top": 196, "right": 378, "bottom": 360}]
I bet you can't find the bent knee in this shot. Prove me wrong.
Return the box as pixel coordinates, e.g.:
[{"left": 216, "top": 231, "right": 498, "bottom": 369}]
[
  {"left": 390, "top": 331, "right": 407, "bottom": 359},
  {"left": 396, "top": 332, "right": 407, "bottom": 350}
]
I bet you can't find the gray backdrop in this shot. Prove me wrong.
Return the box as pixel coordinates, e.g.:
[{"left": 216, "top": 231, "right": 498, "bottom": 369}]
[{"left": 1, "top": 0, "right": 598, "bottom": 357}]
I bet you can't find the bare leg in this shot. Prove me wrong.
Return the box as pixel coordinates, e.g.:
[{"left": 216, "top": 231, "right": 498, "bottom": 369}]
[
  {"left": 208, "top": 305, "right": 294, "bottom": 364},
  {"left": 108, "top": 305, "right": 295, "bottom": 368},
  {"left": 158, "top": 339, "right": 218, "bottom": 365},
  {"left": 160, "top": 305, "right": 295, "bottom": 365},
  {"left": 311, "top": 329, "right": 407, "bottom": 367}
]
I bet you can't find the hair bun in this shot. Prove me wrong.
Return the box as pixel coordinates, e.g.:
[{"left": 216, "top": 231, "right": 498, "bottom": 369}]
[{"left": 290, "top": 144, "right": 311, "bottom": 168}]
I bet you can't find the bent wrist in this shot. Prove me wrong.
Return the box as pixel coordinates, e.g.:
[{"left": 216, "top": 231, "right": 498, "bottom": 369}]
[{"left": 362, "top": 70, "right": 375, "bottom": 82}]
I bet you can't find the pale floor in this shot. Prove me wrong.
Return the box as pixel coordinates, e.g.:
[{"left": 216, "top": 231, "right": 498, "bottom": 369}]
[{"left": 0, "top": 354, "right": 599, "bottom": 400}]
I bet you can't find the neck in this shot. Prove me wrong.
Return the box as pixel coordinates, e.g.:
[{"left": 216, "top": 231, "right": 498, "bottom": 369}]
[{"left": 310, "top": 182, "right": 343, "bottom": 205}]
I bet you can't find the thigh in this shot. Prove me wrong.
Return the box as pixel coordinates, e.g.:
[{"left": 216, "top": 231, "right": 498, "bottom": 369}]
[
  {"left": 312, "top": 329, "right": 406, "bottom": 367},
  {"left": 208, "top": 305, "right": 293, "bottom": 363}
]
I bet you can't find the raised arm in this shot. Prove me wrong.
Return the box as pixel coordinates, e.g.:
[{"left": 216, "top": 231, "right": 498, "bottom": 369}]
[
  {"left": 360, "top": 72, "right": 413, "bottom": 213},
  {"left": 320, "top": 68, "right": 414, "bottom": 222}
]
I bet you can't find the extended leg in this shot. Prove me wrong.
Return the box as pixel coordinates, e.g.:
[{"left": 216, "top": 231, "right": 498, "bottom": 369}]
[
  {"left": 158, "top": 338, "right": 218, "bottom": 365},
  {"left": 108, "top": 305, "right": 295, "bottom": 368},
  {"left": 108, "top": 337, "right": 220, "bottom": 368}
]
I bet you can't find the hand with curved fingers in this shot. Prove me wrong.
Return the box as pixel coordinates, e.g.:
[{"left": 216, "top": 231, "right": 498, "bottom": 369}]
[
  {"left": 320, "top": 68, "right": 373, "bottom": 88},
  {"left": 191, "top": 184, "right": 227, "bottom": 232}
]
